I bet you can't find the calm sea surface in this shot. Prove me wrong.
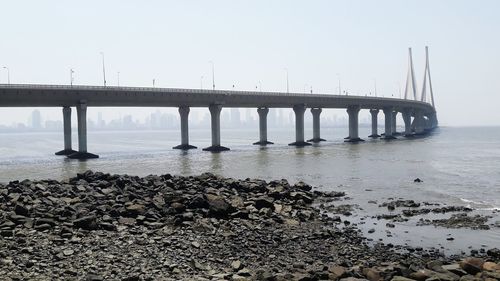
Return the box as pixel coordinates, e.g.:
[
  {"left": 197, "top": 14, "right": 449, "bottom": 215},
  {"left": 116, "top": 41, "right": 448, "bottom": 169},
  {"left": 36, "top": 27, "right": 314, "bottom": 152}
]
[{"left": 1, "top": 126, "right": 499, "bottom": 254}]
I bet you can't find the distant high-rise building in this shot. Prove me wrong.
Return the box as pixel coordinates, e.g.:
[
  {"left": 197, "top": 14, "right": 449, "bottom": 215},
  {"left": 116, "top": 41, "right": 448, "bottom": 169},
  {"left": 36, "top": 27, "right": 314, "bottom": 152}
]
[
  {"left": 268, "top": 108, "right": 277, "bottom": 128},
  {"left": 97, "top": 112, "right": 105, "bottom": 128},
  {"left": 222, "top": 110, "right": 231, "bottom": 127},
  {"left": 149, "top": 111, "right": 162, "bottom": 129},
  {"left": 230, "top": 108, "right": 241, "bottom": 128},
  {"left": 160, "top": 113, "right": 175, "bottom": 129},
  {"left": 30, "top": 110, "right": 42, "bottom": 129},
  {"left": 245, "top": 109, "right": 252, "bottom": 124},
  {"left": 123, "top": 115, "right": 134, "bottom": 128}
]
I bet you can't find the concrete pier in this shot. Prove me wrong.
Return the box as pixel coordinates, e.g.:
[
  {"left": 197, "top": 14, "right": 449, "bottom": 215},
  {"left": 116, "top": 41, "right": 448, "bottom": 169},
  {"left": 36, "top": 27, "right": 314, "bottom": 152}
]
[
  {"left": 368, "top": 109, "right": 380, "bottom": 138},
  {"left": 429, "top": 112, "right": 438, "bottom": 128},
  {"left": 392, "top": 111, "right": 399, "bottom": 135},
  {"left": 413, "top": 110, "right": 426, "bottom": 135},
  {"left": 345, "top": 105, "right": 364, "bottom": 142},
  {"left": 203, "top": 104, "right": 229, "bottom": 152},
  {"left": 402, "top": 108, "right": 413, "bottom": 137},
  {"left": 289, "top": 104, "right": 311, "bottom": 146},
  {"left": 55, "top": 106, "right": 77, "bottom": 155},
  {"left": 383, "top": 107, "right": 397, "bottom": 139},
  {"left": 173, "top": 106, "right": 197, "bottom": 150},
  {"left": 424, "top": 116, "right": 432, "bottom": 131},
  {"left": 253, "top": 107, "right": 274, "bottom": 145},
  {"left": 307, "top": 108, "right": 326, "bottom": 143},
  {"left": 67, "top": 102, "right": 99, "bottom": 159}
]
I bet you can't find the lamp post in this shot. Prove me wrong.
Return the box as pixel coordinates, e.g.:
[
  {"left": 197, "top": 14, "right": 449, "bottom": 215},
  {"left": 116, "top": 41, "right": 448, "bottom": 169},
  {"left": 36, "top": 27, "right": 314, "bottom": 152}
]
[
  {"left": 100, "top": 52, "right": 106, "bottom": 86},
  {"left": 284, "top": 68, "right": 289, "bottom": 93},
  {"left": 209, "top": 61, "right": 215, "bottom": 90},
  {"left": 374, "top": 78, "right": 377, "bottom": 97},
  {"left": 336, "top": 73, "right": 341, "bottom": 95},
  {"left": 117, "top": 72, "right": 120, "bottom": 86},
  {"left": 3, "top": 67, "right": 10, "bottom": 84},
  {"left": 70, "top": 68, "right": 74, "bottom": 86},
  {"left": 200, "top": 75, "right": 204, "bottom": 89}
]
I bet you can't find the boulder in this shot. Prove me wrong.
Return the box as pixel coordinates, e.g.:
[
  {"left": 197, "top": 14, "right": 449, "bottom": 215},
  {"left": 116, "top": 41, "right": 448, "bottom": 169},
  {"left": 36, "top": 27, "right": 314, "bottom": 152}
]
[
  {"left": 254, "top": 197, "right": 275, "bottom": 210},
  {"left": 125, "top": 204, "right": 146, "bottom": 217},
  {"left": 363, "top": 268, "right": 382, "bottom": 281},
  {"left": 460, "top": 258, "right": 484, "bottom": 275},
  {"left": 340, "top": 278, "right": 369, "bottom": 281},
  {"left": 482, "top": 262, "right": 497, "bottom": 271},
  {"left": 294, "top": 181, "right": 312, "bottom": 191},
  {"left": 458, "top": 275, "right": 480, "bottom": 281},
  {"left": 231, "top": 260, "right": 243, "bottom": 271},
  {"left": 14, "top": 204, "right": 30, "bottom": 216},
  {"left": 206, "top": 194, "right": 233, "bottom": 218},
  {"left": 188, "top": 194, "right": 209, "bottom": 209},
  {"left": 329, "top": 265, "right": 348, "bottom": 279},
  {"left": 390, "top": 277, "right": 415, "bottom": 281},
  {"left": 486, "top": 248, "right": 500, "bottom": 259},
  {"left": 73, "top": 215, "right": 98, "bottom": 230}
]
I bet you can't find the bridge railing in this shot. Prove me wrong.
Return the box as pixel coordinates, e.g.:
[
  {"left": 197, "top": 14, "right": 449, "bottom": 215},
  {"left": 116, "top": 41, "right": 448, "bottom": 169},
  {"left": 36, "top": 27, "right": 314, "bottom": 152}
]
[{"left": 0, "top": 83, "right": 433, "bottom": 107}]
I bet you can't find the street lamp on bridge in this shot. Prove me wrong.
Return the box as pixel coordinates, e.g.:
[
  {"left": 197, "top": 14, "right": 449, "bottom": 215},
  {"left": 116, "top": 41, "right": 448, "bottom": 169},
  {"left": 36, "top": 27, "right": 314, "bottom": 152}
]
[
  {"left": 284, "top": 68, "right": 289, "bottom": 93},
  {"left": 209, "top": 61, "right": 215, "bottom": 90},
  {"left": 100, "top": 52, "right": 107, "bottom": 87},
  {"left": 70, "top": 68, "right": 74, "bottom": 86},
  {"left": 336, "top": 73, "right": 341, "bottom": 95},
  {"left": 3, "top": 67, "right": 10, "bottom": 84}
]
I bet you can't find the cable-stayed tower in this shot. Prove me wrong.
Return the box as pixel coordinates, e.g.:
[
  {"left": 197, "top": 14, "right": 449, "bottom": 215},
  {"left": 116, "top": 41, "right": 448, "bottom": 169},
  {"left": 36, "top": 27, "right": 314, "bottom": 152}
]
[
  {"left": 404, "top": 48, "right": 418, "bottom": 100},
  {"left": 420, "top": 46, "right": 435, "bottom": 107}
]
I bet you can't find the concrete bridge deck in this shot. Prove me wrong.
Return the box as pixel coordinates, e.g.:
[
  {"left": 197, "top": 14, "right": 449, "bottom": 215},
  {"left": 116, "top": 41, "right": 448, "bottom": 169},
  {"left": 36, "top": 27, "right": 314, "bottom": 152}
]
[{"left": 0, "top": 84, "right": 434, "bottom": 111}]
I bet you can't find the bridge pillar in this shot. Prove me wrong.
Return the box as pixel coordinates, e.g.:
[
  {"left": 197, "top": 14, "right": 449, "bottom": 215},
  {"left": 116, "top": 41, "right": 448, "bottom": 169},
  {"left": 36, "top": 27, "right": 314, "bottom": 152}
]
[
  {"left": 203, "top": 104, "right": 229, "bottom": 152},
  {"left": 413, "top": 110, "right": 426, "bottom": 135},
  {"left": 67, "top": 102, "right": 99, "bottom": 159},
  {"left": 429, "top": 112, "right": 438, "bottom": 129},
  {"left": 173, "top": 106, "right": 197, "bottom": 150},
  {"left": 289, "top": 104, "right": 311, "bottom": 146},
  {"left": 307, "top": 108, "right": 326, "bottom": 142},
  {"left": 345, "top": 105, "right": 364, "bottom": 142},
  {"left": 402, "top": 108, "right": 413, "bottom": 137},
  {"left": 392, "top": 111, "right": 398, "bottom": 135},
  {"left": 383, "top": 107, "right": 396, "bottom": 139},
  {"left": 253, "top": 107, "right": 273, "bottom": 145},
  {"left": 424, "top": 116, "right": 432, "bottom": 130},
  {"left": 368, "top": 109, "right": 380, "bottom": 138},
  {"left": 55, "top": 106, "right": 77, "bottom": 155}
]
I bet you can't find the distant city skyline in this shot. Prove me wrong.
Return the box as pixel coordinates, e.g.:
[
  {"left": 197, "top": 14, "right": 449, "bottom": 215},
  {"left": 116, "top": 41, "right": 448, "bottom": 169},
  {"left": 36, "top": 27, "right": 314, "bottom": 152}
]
[{"left": 1, "top": 108, "right": 373, "bottom": 132}]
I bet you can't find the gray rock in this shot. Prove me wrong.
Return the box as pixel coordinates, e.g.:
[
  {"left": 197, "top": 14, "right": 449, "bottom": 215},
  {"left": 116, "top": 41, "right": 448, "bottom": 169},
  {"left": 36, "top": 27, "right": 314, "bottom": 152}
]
[{"left": 73, "top": 215, "right": 98, "bottom": 230}]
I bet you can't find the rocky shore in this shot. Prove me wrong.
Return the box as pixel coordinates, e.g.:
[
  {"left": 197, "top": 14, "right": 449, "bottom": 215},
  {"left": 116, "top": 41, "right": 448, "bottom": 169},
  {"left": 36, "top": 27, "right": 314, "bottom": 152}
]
[{"left": 0, "top": 171, "right": 499, "bottom": 280}]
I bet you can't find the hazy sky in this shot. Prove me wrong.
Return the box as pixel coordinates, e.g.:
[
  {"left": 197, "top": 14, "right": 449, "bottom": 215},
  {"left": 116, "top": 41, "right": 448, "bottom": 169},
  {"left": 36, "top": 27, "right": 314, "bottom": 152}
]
[{"left": 0, "top": 0, "right": 499, "bottom": 126}]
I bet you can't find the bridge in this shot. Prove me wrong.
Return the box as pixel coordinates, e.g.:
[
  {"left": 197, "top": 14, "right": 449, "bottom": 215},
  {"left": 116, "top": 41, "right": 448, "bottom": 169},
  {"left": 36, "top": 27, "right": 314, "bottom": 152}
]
[{"left": 0, "top": 47, "right": 437, "bottom": 159}]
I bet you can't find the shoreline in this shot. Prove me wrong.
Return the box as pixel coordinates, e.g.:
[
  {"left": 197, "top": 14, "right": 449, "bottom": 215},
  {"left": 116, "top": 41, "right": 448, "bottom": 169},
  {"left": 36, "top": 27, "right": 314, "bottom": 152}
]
[{"left": 0, "top": 171, "right": 499, "bottom": 280}]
